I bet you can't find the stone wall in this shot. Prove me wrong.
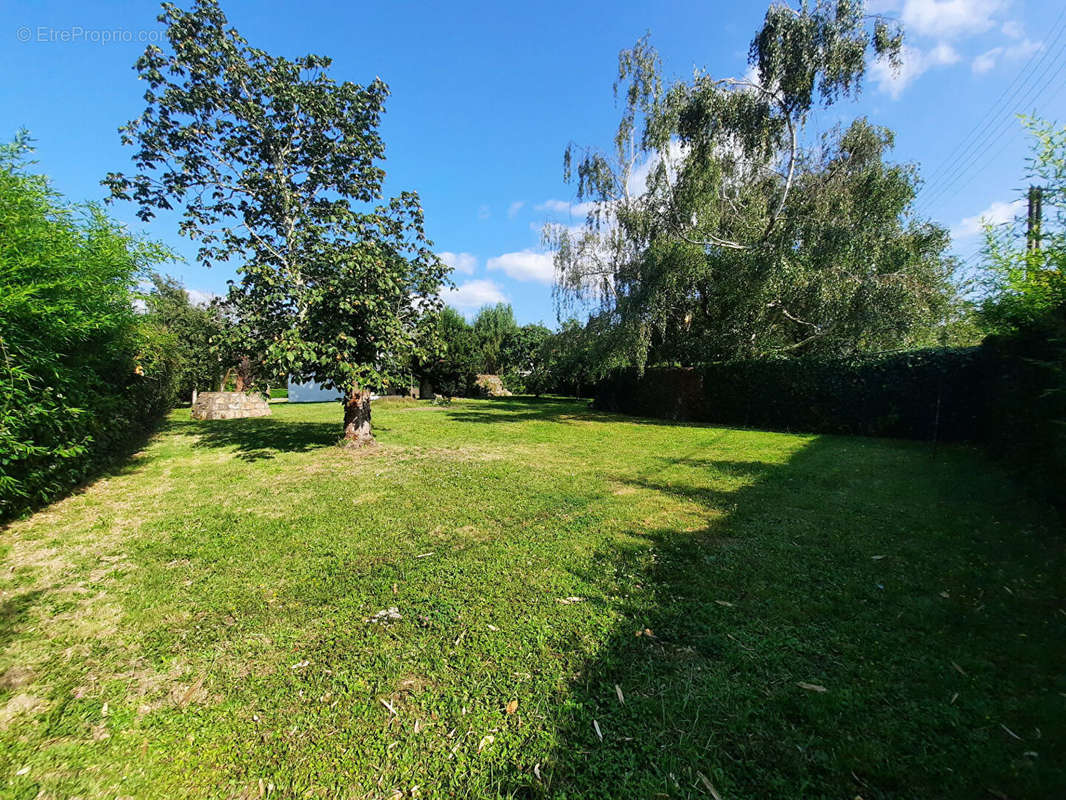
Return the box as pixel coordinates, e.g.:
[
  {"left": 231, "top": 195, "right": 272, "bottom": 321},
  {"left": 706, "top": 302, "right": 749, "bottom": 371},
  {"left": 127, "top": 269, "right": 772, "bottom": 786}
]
[
  {"left": 474, "top": 374, "right": 512, "bottom": 397},
  {"left": 191, "top": 391, "right": 271, "bottom": 420}
]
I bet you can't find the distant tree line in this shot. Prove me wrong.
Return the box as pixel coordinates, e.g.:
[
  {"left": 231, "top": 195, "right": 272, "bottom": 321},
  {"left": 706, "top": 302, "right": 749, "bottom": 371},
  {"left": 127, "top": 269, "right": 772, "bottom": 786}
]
[{"left": 417, "top": 304, "right": 548, "bottom": 397}]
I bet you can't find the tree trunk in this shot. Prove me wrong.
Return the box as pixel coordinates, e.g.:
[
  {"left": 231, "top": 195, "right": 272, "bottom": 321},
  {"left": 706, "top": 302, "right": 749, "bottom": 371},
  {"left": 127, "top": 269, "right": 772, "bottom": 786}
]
[
  {"left": 234, "top": 355, "right": 253, "bottom": 392},
  {"left": 342, "top": 387, "right": 374, "bottom": 445}
]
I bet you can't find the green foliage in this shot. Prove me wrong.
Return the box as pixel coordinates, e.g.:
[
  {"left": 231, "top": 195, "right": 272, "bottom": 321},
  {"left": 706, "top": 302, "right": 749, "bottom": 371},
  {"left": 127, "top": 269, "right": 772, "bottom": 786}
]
[
  {"left": 979, "top": 117, "right": 1066, "bottom": 334},
  {"left": 471, "top": 303, "right": 518, "bottom": 374},
  {"left": 506, "top": 321, "right": 551, "bottom": 374},
  {"left": 969, "top": 117, "right": 1066, "bottom": 502},
  {"left": 0, "top": 135, "right": 177, "bottom": 518},
  {"left": 420, "top": 304, "right": 554, "bottom": 396},
  {"left": 142, "top": 272, "right": 227, "bottom": 400},
  {"left": 526, "top": 316, "right": 619, "bottom": 396},
  {"left": 596, "top": 328, "right": 1065, "bottom": 503},
  {"left": 552, "top": 3, "right": 960, "bottom": 367},
  {"left": 106, "top": 0, "right": 447, "bottom": 429},
  {"left": 981, "top": 303, "right": 1066, "bottom": 504},
  {"left": 419, "top": 306, "right": 480, "bottom": 397}
]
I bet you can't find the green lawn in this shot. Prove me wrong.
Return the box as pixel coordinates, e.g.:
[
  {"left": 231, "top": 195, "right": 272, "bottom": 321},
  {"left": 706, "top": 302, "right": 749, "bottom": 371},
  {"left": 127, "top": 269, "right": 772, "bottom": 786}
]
[{"left": 1, "top": 397, "right": 1063, "bottom": 799}]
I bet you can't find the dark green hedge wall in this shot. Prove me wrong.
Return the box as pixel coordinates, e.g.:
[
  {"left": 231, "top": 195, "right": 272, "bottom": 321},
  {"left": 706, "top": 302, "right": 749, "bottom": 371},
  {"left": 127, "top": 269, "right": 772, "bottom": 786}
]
[
  {"left": 595, "top": 348, "right": 987, "bottom": 441},
  {"left": 594, "top": 334, "right": 1064, "bottom": 504}
]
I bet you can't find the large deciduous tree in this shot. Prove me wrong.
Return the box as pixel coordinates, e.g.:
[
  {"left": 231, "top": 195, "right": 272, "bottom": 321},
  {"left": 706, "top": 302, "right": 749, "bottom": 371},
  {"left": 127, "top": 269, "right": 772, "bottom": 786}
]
[
  {"left": 105, "top": 0, "right": 447, "bottom": 443},
  {"left": 550, "top": 1, "right": 958, "bottom": 365}
]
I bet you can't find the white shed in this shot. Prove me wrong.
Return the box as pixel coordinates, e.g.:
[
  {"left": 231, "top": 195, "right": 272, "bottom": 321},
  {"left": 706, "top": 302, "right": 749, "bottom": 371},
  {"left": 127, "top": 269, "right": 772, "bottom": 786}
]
[{"left": 287, "top": 379, "right": 342, "bottom": 403}]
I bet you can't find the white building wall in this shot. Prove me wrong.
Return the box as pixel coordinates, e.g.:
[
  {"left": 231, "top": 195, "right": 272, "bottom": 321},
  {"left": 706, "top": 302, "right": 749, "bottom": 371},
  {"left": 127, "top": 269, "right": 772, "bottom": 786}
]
[{"left": 287, "top": 379, "right": 341, "bottom": 403}]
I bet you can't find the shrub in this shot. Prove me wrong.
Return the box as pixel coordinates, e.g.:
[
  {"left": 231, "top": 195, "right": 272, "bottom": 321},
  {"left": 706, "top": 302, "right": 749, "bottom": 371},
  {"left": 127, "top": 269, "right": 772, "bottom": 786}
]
[
  {"left": 596, "top": 348, "right": 986, "bottom": 441},
  {"left": 595, "top": 336, "right": 1064, "bottom": 504},
  {"left": 979, "top": 304, "right": 1066, "bottom": 503},
  {"left": 500, "top": 369, "right": 528, "bottom": 395},
  {"left": 0, "top": 136, "right": 176, "bottom": 518},
  {"left": 142, "top": 272, "right": 227, "bottom": 402}
]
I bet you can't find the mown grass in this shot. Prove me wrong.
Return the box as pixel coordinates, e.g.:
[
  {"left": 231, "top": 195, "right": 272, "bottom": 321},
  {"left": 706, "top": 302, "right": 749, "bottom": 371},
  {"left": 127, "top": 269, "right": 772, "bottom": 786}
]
[{"left": 0, "top": 397, "right": 1063, "bottom": 799}]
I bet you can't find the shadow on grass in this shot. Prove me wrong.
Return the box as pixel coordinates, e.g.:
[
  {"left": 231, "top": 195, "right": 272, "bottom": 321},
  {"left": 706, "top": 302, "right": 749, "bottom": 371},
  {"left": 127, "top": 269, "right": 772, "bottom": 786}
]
[
  {"left": 178, "top": 418, "right": 342, "bottom": 461},
  {"left": 501, "top": 439, "right": 1065, "bottom": 799},
  {"left": 0, "top": 590, "right": 43, "bottom": 651},
  {"left": 442, "top": 396, "right": 601, "bottom": 426},
  {"left": 1, "top": 416, "right": 164, "bottom": 525},
  {"left": 444, "top": 396, "right": 741, "bottom": 429}
]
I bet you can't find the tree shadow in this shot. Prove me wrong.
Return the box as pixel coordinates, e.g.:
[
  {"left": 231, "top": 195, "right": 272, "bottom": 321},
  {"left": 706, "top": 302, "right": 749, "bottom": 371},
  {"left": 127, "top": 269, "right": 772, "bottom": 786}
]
[
  {"left": 441, "top": 397, "right": 600, "bottom": 426},
  {"left": 499, "top": 438, "right": 1065, "bottom": 799},
  {"left": 2, "top": 417, "right": 164, "bottom": 524},
  {"left": 177, "top": 418, "right": 343, "bottom": 461},
  {"left": 657, "top": 456, "right": 778, "bottom": 476},
  {"left": 0, "top": 590, "right": 43, "bottom": 651},
  {"left": 443, "top": 397, "right": 749, "bottom": 429}
]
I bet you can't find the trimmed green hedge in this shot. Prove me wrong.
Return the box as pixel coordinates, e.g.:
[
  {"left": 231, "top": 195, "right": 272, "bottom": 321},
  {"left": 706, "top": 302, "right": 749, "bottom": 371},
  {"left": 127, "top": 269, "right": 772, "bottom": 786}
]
[
  {"left": 595, "top": 328, "right": 1065, "bottom": 503},
  {"left": 595, "top": 348, "right": 986, "bottom": 441},
  {"left": 978, "top": 310, "right": 1066, "bottom": 504},
  {"left": 1, "top": 145, "right": 179, "bottom": 519}
]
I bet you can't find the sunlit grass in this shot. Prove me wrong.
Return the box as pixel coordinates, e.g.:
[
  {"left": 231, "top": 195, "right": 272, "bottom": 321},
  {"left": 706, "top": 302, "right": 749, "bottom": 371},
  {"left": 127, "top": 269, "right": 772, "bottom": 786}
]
[{"left": 1, "top": 397, "right": 1062, "bottom": 798}]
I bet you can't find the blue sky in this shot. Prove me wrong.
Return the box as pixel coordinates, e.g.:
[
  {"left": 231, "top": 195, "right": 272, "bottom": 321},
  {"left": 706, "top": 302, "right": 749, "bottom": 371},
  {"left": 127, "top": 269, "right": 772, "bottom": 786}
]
[{"left": 2, "top": 0, "right": 1064, "bottom": 326}]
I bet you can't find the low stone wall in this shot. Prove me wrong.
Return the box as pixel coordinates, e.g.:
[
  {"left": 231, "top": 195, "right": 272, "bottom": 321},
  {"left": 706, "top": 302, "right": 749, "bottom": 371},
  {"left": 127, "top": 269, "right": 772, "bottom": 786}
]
[
  {"left": 474, "top": 374, "right": 512, "bottom": 397},
  {"left": 191, "top": 391, "right": 271, "bottom": 420}
]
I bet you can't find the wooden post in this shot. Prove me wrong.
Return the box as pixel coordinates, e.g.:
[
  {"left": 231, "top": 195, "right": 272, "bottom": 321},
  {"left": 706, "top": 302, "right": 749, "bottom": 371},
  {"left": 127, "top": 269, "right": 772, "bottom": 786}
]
[{"left": 1026, "top": 185, "right": 1043, "bottom": 253}]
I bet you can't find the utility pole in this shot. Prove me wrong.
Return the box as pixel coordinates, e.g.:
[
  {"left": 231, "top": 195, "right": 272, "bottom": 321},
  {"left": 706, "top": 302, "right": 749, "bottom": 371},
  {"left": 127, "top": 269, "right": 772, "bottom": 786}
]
[{"left": 1026, "top": 185, "right": 1043, "bottom": 252}]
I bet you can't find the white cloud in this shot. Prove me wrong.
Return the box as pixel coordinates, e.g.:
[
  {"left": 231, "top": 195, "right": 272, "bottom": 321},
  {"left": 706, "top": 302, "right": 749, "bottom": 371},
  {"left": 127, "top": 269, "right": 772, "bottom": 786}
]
[
  {"left": 530, "top": 220, "right": 585, "bottom": 237},
  {"left": 867, "top": 2, "right": 1037, "bottom": 93},
  {"left": 972, "top": 38, "right": 1042, "bottom": 74},
  {"left": 441, "top": 279, "right": 507, "bottom": 311},
  {"left": 187, "top": 288, "right": 218, "bottom": 307},
  {"left": 1001, "top": 19, "right": 1024, "bottom": 39},
  {"left": 896, "top": 0, "right": 1007, "bottom": 39},
  {"left": 871, "top": 41, "right": 960, "bottom": 98},
  {"left": 437, "top": 251, "right": 477, "bottom": 275},
  {"left": 951, "top": 198, "right": 1024, "bottom": 240},
  {"left": 627, "top": 140, "right": 688, "bottom": 196},
  {"left": 486, "top": 249, "right": 556, "bottom": 284},
  {"left": 507, "top": 201, "right": 524, "bottom": 218},
  {"left": 536, "top": 199, "right": 570, "bottom": 213},
  {"left": 535, "top": 199, "right": 598, "bottom": 218}
]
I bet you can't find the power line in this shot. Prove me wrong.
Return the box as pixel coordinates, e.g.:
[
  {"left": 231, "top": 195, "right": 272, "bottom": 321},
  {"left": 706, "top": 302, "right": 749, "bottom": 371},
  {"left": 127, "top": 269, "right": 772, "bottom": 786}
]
[
  {"left": 915, "top": 9, "right": 1066, "bottom": 214},
  {"left": 916, "top": 6, "right": 1066, "bottom": 197},
  {"left": 918, "top": 49, "right": 1066, "bottom": 212}
]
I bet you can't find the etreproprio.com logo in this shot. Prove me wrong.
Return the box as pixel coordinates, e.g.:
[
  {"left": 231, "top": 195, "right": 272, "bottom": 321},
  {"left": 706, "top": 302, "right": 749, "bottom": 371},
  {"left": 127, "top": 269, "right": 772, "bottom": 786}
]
[{"left": 16, "top": 25, "right": 165, "bottom": 44}]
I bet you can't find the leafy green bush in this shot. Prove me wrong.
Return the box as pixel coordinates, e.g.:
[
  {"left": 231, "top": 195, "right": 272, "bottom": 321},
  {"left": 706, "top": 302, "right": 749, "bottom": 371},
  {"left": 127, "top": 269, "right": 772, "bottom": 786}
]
[
  {"left": 419, "top": 306, "right": 554, "bottom": 397},
  {"left": 500, "top": 369, "right": 528, "bottom": 394},
  {"left": 142, "top": 272, "right": 227, "bottom": 401},
  {"left": 0, "top": 135, "right": 177, "bottom": 518}
]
